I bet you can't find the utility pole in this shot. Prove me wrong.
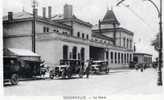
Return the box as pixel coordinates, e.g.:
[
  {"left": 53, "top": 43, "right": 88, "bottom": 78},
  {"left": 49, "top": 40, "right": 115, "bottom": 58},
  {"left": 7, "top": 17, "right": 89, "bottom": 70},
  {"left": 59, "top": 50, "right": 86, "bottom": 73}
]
[
  {"left": 116, "top": 0, "right": 163, "bottom": 86},
  {"left": 158, "top": 0, "right": 163, "bottom": 86},
  {"left": 32, "top": 0, "right": 38, "bottom": 53}
]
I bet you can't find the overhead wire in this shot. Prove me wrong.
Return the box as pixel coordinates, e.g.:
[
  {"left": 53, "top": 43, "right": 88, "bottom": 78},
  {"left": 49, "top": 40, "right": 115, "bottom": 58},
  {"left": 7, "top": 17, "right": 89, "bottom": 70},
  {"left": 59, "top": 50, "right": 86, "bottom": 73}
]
[
  {"left": 116, "top": 0, "right": 157, "bottom": 32},
  {"left": 122, "top": 3, "right": 155, "bottom": 32}
]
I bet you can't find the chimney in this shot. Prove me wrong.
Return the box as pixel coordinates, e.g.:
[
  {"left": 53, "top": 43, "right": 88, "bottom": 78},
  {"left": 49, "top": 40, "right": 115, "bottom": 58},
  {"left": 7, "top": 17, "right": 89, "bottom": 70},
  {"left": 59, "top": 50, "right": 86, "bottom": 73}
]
[
  {"left": 64, "top": 4, "right": 73, "bottom": 19},
  {"left": 48, "top": 6, "right": 52, "bottom": 19},
  {"left": 8, "top": 12, "right": 13, "bottom": 21},
  {"left": 43, "top": 7, "right": 46, "bottom": 18}
]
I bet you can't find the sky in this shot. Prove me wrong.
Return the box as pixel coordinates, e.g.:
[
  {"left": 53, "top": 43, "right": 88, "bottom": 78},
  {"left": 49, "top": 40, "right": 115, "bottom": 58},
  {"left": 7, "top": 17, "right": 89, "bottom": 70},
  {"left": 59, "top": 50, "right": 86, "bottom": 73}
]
[{"left": 2, "top": 0, "right": 164, "bottom": 60}]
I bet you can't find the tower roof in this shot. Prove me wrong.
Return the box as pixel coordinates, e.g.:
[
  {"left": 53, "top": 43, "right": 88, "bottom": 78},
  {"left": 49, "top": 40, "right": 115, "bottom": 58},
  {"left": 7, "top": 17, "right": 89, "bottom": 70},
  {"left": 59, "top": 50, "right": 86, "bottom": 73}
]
[{"left": 101, "top": 9, "right": 120, "bottom": 25}]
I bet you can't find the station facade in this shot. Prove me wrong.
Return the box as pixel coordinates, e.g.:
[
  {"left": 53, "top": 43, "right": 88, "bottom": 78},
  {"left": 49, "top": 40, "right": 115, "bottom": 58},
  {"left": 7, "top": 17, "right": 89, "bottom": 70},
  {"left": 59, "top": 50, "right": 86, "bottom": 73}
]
[{"left": 3, "top": 4, "right": 134, "bottom": 69}]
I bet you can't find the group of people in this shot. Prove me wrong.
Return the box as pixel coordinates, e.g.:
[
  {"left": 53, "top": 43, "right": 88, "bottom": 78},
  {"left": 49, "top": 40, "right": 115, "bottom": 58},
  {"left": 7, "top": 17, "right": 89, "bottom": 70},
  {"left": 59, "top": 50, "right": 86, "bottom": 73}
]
[{"left": 135, "top": 63, "right": 148, "bottom": 72}]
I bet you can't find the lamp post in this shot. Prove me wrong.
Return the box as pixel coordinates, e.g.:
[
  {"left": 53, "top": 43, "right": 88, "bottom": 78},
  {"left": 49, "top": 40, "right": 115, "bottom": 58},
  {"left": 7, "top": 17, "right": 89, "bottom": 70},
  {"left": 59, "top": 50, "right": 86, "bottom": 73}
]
[{"left": 116, "top": 0, "right": 163, "bottom": 86}]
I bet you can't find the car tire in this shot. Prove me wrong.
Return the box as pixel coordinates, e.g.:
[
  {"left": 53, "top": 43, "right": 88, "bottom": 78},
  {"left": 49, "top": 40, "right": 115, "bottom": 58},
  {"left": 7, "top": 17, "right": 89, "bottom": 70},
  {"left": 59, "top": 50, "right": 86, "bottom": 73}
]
[
  {"left": 10, "top": 74, "right": 19, "bottom": 85},
  {"left": 49, "top": 75, "right": 54, "bottom": 79}
]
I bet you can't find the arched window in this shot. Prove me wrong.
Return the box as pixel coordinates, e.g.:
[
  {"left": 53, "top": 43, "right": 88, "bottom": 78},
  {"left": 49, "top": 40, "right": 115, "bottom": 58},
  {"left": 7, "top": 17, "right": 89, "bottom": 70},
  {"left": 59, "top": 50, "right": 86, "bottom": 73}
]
[
  {"left": 118, "top": 53, "right": 120, "bottom": 64},
  {"left": 115, "top": 52, "right": 117, "bottom": 64},
  {"left": 110, "top": 52, "right": 113, "bottom": 63},
  {"left": 130, "top": 54, "right": 132, "bottom": 62},
  {"left": 72, "top": 47, "right": 77, "bottom": 59},
  {"left": 63, "top": 45, "right": 68, "bottom": 60},
  {"left": 81, "top": 48, "right": 85, "bottom": 61},
  {"left": 124, "top": 53, "right": 126, "bottom": 64},
  {"left": 127, "top": 53, "right": 129, "bottom": 63},
  {"left": 121, "top": 53, "right": 123, "bottom": 64}
]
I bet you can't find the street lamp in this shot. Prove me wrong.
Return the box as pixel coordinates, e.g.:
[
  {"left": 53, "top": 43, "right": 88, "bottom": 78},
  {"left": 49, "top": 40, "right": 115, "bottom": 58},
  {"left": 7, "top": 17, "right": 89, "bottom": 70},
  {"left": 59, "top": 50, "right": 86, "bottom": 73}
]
[{"left": 116, "top": 0, "right": 163, "bottom": 86}]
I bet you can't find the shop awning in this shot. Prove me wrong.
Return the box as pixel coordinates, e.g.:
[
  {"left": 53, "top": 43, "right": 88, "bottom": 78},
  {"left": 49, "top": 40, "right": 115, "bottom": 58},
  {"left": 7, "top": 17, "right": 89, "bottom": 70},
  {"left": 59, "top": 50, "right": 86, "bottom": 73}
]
[{"left": 4, "top": 48, "right": 41, "bottom": 61}]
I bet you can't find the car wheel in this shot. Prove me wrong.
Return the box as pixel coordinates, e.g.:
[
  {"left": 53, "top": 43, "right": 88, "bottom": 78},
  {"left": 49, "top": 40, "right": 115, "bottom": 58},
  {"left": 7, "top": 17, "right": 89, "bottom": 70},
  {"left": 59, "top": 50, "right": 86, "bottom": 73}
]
[
  {"left": 10, "top": 74, "right": 18, "bottom": 85},
  {"left": 49, "top": 75, "right": 54, "bottom": 79}
]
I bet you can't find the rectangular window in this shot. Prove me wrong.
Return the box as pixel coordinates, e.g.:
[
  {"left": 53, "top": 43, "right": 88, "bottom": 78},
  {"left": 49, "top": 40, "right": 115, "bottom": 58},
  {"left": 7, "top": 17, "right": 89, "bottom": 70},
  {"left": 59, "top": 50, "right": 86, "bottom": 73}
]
[
  {"left": 47, "top": 27, "right": 49, "bottom": 32},
  {"left": 123, "top": 38, "right": 126, "bottom": 48},
  {"left": 86, "top": 34, "right": 89, "bottom": 39},
  {"left": 77, "top": 32, "right": 80, "bottom": 38},
  {"left": 43, "top": 26, "right": 49, "bottom": 32},
  {"left": 43, "top": 27, "right": 46, "bottom": 32},
  {"left": 82, "top": 33, "right": 85, "bottom": 39}
]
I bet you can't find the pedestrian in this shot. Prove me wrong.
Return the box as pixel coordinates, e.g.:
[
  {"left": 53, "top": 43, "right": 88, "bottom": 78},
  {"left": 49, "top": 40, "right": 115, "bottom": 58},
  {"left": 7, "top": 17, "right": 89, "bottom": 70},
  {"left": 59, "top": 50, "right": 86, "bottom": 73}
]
[
  {"left": 140, "top": 64, "right": 144, "bottom": 72},
  {"left": 85, "top": 59, "right": 92, "bottom": 78},
  {"left": 135, "top": 64, "right": 139, "bottom": 70}
]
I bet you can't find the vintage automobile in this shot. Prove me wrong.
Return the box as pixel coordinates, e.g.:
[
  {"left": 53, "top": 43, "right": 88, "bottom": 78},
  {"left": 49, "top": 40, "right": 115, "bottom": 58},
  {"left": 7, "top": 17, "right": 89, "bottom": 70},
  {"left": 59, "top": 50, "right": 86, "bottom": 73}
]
[
  {"left": 3, "top": 56, "right": 20, "bottom": 85},
  {"left": 49, "top": 59, "right": 84, "bottom": 79},
  {"left": 129, "top": 61, "right": 136, "bottom": 69},
  {"left": 91, "top": 60, "right": 110, "bottom": 74},
  {"left": 4, "top": 48, "right": 44, "bottom": 85}
]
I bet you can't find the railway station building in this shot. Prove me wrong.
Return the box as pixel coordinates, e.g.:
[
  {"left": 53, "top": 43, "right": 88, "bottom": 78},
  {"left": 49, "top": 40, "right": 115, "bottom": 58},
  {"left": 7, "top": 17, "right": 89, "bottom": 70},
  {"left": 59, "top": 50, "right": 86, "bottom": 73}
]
[{"left": 3, "top": 4, "right": 134, "bottom": 69}]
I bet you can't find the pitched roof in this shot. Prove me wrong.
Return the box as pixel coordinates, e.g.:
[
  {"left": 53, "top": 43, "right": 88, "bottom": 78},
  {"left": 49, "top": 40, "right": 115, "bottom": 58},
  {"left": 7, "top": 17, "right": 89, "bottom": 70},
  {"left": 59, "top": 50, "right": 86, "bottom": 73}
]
[
  {"left": 3, "top": 11, "right": 72, "bottom": 30},
  {"left": 3, "top": 11, "right": 33, "bottom": 21},
  {"left": 52, "top": 14, "right": 92, "bottom": 27},
  {"left": 101, "top": 10, "right": 120, "bottom": 25}
]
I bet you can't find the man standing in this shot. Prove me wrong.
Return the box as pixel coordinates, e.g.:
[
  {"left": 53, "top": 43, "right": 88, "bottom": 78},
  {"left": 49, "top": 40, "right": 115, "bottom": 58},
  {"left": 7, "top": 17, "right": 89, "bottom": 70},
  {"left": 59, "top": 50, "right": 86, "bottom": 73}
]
[{"left": 85, "top": 59, "right": 92, "bottom": 78}]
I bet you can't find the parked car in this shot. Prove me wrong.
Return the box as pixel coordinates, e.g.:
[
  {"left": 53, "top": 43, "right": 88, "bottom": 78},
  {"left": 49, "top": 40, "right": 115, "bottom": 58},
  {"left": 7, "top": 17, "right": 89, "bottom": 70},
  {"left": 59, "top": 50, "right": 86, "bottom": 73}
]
[
  {"left": 91, "top": 60, "right": 109, "bottom": 74},
  {"left": 3, "top": 56, "right": 20, "bottom": 85},
  {"left": 129, "top": 61, "right": 136, "bottom": 69},
  {"left": 49, "top": 59, "right": 84, "bottom": 79}
]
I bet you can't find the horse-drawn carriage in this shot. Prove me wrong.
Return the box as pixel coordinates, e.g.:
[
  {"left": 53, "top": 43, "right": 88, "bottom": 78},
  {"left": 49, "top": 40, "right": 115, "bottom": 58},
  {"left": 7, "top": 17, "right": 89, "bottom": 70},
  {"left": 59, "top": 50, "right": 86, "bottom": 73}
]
[{"left": 49, "top": 59, "right": 84, "bottom": 79}]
